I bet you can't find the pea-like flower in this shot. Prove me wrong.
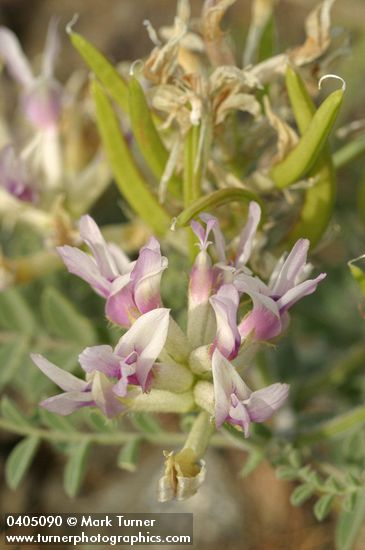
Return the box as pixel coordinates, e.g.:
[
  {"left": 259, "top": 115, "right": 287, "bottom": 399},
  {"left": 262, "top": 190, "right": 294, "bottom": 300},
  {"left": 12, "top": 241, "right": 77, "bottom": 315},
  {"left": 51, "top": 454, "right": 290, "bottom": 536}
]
[
  {"left": 0, "top": 145, "right": 38, "bottom": 203},
  {"left": 57, "top": 215, "right": 168, "bottom": 327},
  {"left": 212, "top": 348, "right": 289, "bottom": 437},
  {"left": 210, "top": 283, "right": 241, "bottom": 360},
  {"left": 0, "top": 19, "right": 61, "bottom": 130},
  {"left": 31, "top": 308, "right": 171, "bottom": 417},
  {"left": 193, "top": 201, "right": 261, "bottom": 274},
  {"left": 236, "top": 239, "right": 326, "bottom": 341}
]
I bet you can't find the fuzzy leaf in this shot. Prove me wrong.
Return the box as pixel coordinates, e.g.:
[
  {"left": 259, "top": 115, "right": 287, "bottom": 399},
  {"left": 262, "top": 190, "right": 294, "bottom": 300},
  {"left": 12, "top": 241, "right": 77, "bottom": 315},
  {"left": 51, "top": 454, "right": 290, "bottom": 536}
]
[
  {"left": 0, "top": 289, "right": 36, "bottom": 334},
  {"left": 1, "top": 396, "right": 31, "bottom": 426},
  {"left": 84, "top": 410, "right": 117, "bottom": 432},
  {"left": 39, "top": 409, "right": 76, "bottom": 432},
  {"left": 239, "top": 450, "right": 265, "bottom": 478},
  {"left": 276, "top": 466, "right": 298, "bottom": 481},
  {"left": 314, "top": 494, "right": 334, "bottom": 521},
  {"left": 117, "top": 437, "right": 142, "bottom": 472},
  {"left": 5, "top": 436, "right": 41, "bottom": 489},
  {"left": 63, "top": 440, "right": 91, "bottom": 498},
  {"left": 129, "top": 412, "right": 162, "bottom": 434},
  {"left": 0, "top": 335, "right": 30, "bottom": 390},
  {"left": 290, "top": 483, "right": 315, "bottom": 506}
]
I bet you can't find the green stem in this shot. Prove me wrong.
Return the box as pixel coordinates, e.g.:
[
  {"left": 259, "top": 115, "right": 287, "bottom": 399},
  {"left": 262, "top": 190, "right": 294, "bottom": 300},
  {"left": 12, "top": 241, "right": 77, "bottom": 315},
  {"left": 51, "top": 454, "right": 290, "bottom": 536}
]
[
  {"left": 175, "top": 188, "right": 263, "bottom": 228},
  {"left": 297, "top": 405, "right": 365, "bottom": 445},
  {"left": 0, "top": 418, "right": 240, "bottom": 450},
  {"left": 182, "top": 411, "right": 214, "bottom": 459}
]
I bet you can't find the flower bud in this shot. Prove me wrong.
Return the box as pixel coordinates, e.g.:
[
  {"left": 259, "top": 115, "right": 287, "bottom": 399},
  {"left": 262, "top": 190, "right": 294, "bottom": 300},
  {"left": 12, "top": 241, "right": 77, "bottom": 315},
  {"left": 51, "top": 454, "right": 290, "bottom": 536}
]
[
  {"left": 187, "top": 249, "right": 216, "bottom": 348},
  {"left": 152, "top": 362, "right": 194, "bottom": 393},
  {"left": 127, "top": 389, "right": 194, "bottom": 413},
  {"left": 189, "top": 345, "right": 212, "bottom": 375},
  {"left": 193, "top": 381, "right": 214, "bottom": 413}
]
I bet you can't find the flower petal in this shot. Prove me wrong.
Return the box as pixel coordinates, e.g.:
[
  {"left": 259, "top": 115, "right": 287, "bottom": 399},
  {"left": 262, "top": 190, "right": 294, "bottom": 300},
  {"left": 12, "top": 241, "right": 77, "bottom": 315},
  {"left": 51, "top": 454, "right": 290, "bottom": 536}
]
[
  {"left": 276, "top": 273, "right": 326, "bottom": 312},
  {"left": 107, "top": 242, "right": 131, "bottom": 274},
  {"left": 31, "top": 353, "right": 88, "bottom": 392},
  {"left": 91, "top": 371, "right": 124, "bottom": 418},
  {"left": 131, "top": 244, "right": 168, "bottom": 314},
  {"left": 212, "top": 349, "right": 251, "bottom": 427},
  {"left": 0, "top": 26, "right": 34, "bottom": 87},
  {"left": 115, "top": 308, "right": 170, "bottom": 390},
  {"left": 235, "top": 202, "right": 261, "bottom": 267},
  {"left": 57, "top": 245, "right": 111, "bottom": 297},
  {"left": 78, "top": 345, "right": 120, "bottom": 377},
  {"left": 236, "top": 277, "right": 281, "bottom": 341},
  {"left": 40, "top": 392, "right": 94, "bottom": 415},
  {"left": 191, "top": 216, "right": 216, "bottom": 251},
  {"left": 42, "top": 17, "right": 60, "bottom": 79},
  {"left": 22, "top": 79, "right": 62, "bottom": 130},
  {"left": 229, "top": 395, "right": 251, "bottom": 437},
  {"left": 245, "top": 383, "right": 290, "bottom": 422},
  {"left": 210, "top": 284, "right": 241, "bottom": 360},
  {"left": 189, "top": 250, "right": 214, "bottom": 306},
  {"left": 0, "top": 145, "right": 36, "bottom": 203},
  {"left": 105, "top": 274, "right": 138, "bottom": 328},
  {"left": 200, "top": 213, "right": 226, "bottom": 263},
  {"left": 270, "top": 239, "right": 309, "bottom": 296},
  {"left": 79, "top": 215, "right": 118, "bottom": 280},
  {"left": 239, "top": 297, "right": 282, "bottom": 341}
]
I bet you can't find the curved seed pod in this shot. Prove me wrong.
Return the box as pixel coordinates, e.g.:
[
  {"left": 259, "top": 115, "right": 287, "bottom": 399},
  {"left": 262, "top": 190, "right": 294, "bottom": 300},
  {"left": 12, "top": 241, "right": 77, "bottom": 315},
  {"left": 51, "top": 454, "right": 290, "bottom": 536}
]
[
  {"left": 172, "top": 188, "right": 263, "bottom": 228},
  {"left": 184, "top": 124, "right": 202, "bottom": 206},
  {"left": 270, "top": 82, "right": 343, "bottom": 189},
  {"left": 281, "top": 67, "right": 337, "bottom": 247},
  {"left": 92, "top": 80, "right": 171, "bottom": 235},
  {"left": 128, "top": 77, "right": 181, "bottom": 196},
  {"left": 69, "top": 31, "right": 128, "bottom": 112}
]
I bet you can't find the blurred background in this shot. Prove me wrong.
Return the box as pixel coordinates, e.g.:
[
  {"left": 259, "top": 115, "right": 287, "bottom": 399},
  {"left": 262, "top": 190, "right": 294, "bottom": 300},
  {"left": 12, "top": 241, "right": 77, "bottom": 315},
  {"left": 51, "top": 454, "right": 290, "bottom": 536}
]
[{"left": 1, "top": 1, "right": 365, "bottom": 548}]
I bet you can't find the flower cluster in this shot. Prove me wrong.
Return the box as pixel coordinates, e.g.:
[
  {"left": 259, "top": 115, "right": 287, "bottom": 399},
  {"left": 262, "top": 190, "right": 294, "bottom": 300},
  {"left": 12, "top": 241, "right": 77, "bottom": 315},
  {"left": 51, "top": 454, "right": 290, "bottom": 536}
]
[
  {"left": 29, "top": 202, "right": 327, "bottom": 499},
  {"left": 32, "top": 204, "right": 326, "bottom": 437}
]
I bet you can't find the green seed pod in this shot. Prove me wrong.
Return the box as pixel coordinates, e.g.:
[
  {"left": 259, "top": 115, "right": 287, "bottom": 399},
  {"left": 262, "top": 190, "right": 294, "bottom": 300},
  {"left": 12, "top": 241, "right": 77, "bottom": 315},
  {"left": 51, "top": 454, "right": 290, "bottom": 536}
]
[
  {"left": 173, "top": 188, "right": 263, "bottom": 228},
  {"left": 128, "top": 77, "right": 181, "bottom": 197},
  {"left": 270, "top": 81, "right": 343, "bottom": 189},
  {"left": 69, "top": 31, "right": 128, "bottom": 112},
  {"left": 280, "top": 67, "right": 340, "bottom": 247},
  {"left": 92, "top": 80, "right": 171, "bottom": 235}
]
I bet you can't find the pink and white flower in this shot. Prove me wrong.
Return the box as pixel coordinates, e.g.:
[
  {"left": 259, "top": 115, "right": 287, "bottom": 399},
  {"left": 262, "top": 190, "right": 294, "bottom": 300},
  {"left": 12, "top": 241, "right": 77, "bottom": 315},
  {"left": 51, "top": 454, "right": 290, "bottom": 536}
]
[
  {"left": 212, "top": 348, "right": 289, "bottom": 437},
  {"left": 0, "top": 19, "right": 62, "bottom": 130},
  {"left": 0, "top": 145, "right": 38, "bottom": 203},
  {"left": 193, "top": 201, "right": 261, "bottom": 272},
  {"left": 236, "top": 239, "right": 326, "bottom": 341},
  {"left": 209, "top": 284, "right": 241, "bottom": 360},
  {"left": 31, "top": 308, "right": 170, "bottom": 417},
  {"left": 57, "top": 215, "right": 167, "bottom": 328}
]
